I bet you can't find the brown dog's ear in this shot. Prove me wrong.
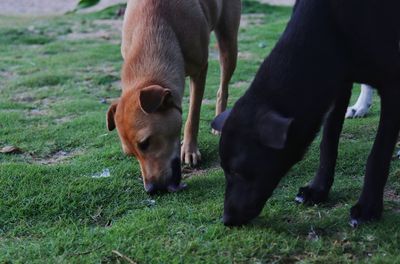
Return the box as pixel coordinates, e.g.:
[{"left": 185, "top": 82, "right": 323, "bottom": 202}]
[
  {"left": 257, "top": 110, "right": 293, "bottom": 149},
  {"left": 106, "top": 101, "right": 119, "bottom": 131},
  {"left": 139, "top": 85, "right": 172, "bottom": 114}
]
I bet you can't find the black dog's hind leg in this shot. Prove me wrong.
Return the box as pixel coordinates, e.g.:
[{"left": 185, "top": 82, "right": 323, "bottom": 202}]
[
  {"left": 350, "top": 85, "right": 400, "bottom": 226},
  {"left": 296, "top": 84, "right": 352, "bottom": 204}
]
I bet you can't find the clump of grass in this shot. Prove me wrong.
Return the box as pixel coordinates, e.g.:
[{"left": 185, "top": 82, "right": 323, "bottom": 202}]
[{"left": 0, "top": 28, "right": 54, "bottom": 45}]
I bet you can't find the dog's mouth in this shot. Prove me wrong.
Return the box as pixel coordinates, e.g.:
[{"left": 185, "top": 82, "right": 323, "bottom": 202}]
[
  {"left": 144, "top": 182, "right": 187, "bottom": 195},
  {"left": 167, "top": 156, "right": 187, "bottom": 192},
  {"left": 144, "top": 157, "right": 187, "bottom": 195},
  {"left": 170, "top": 156, "right": 182, "bottom": 184}
]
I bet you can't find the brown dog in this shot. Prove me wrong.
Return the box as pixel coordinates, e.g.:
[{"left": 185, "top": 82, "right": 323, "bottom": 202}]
[{"left": 106, "top": 0, "right": 241, "bottom": 194}]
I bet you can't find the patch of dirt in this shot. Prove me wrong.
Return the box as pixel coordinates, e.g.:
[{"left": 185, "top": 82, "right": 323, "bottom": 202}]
[
  {"left": 259, "top": 0, "right": 295, "bottom": 6},
  {"left": 182, "top": 165, "right": 220, "bottom": 180},
  {"left": 341, "top": 133, "right": 357, "bottom": 140},
  {"left": 0, "top": 0, "right": 125, "bottom": 16},
  {"left": 12, "top": 92, "right": 36, "bottom": 103},
  {"left": 0, "top": 0, "right": 293, "bottom": 16},
  {"left": 238, "top": 51, "right": 256, "bottom": 60},
  {"left": 93, "top": 19, "right": 123, "bottom": 30},
  {"left": 1, "top": 146, "right": 81, "bottom": 165},
  {"left": 12, "top": 93, "right": 58, "bottom": 110},
  {"left": 61, "top": 30, "right": 116, "bottom": 43},
  {"left": 384, "top": 188, "right": 400, "bottom": 213},
  {"left": 78, "top": 0, "right": 126, "bottom": 14},
  {"left": 33, "top": 150, "right": 81, "bottom": 165},
  {"left": 0, "top": 145, "right": 22, "bottom": 154},
  {"left": 27, "top": 109, "right": 49, "bottom": 117},
  {"left": 83, "top": 65, "right": 119, "bottom": 76},
  {"left": 0, "top": 1, "right": 78, "bottom": 16},
  {"left": 39, "top": 97, "right": 58, "bottom": 107},
  {"left": 232, "top": 81, "right": 251, "bottom": 89},
  {"left": 59, "top": 19, "right": 122, "bottom": 44},
  {"left": 54, "top": 115, "right": 76, "bottom": 124},
  {"left": 0, "top": 70, "right": 17, "bottom": 82},
  {"left": 202, "top": 99, "right": 215, "bottom": 105},
  {"left": 384, "top": 188, "right": 400, "bottom": 202},
  {"left": 241, "top": 14, "right": 266, "bottom": 28},
  {"left": 209, "top": 47, "right": 219, "bottom": 60}
]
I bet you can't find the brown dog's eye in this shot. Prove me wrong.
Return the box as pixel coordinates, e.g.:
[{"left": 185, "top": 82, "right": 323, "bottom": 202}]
[{"left": 138, "top": 137, "right": 151, "bottom": 152}]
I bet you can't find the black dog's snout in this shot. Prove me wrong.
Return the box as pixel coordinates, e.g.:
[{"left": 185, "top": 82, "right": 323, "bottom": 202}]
[{"left": 222, "top": 213, "right": 247, "bottom": 227}]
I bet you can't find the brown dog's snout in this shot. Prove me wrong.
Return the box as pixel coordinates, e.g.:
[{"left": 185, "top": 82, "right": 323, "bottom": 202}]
[
  {"left": 144, "top": 182, "right": 187, "bottom": 195},
  {"left": 144, "top": 182, "right": 159, "bottom": 195},
  {"left": 143, "top": 157, "right": 187, "bottom": 195}
]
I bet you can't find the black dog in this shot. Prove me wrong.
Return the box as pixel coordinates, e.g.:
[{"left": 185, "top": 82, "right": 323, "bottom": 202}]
[{"left": 212, "top": 0, "right": 400, "bottom": 226}]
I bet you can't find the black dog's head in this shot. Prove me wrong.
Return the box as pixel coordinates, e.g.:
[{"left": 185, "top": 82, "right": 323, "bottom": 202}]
[{"left": 213, "top": 99, "right": 302, "bottom": 226}]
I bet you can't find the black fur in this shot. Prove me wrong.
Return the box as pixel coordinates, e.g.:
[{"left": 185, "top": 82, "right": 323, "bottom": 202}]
[{"left": 214, "top": 0, "right": 400, "bottom": 226}]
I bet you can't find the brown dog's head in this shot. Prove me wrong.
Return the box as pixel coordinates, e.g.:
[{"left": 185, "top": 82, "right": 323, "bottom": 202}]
[{"left": 107, "top": 85, "right": 186, "bottom": 194}]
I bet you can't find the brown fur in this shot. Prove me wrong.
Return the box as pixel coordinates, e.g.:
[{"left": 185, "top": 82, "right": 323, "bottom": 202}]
[{"left": 107, "top": 0, "right": 241, "bottom": 192}]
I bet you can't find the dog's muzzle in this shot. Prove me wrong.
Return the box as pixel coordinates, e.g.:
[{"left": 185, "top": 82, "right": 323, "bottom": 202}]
[{"left": 144, "top": 157, "right": 187, "bottom": 195}]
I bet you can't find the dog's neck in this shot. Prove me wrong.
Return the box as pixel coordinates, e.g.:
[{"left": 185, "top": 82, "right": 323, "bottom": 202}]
[
  {"left": 250, "top": 0, "right": 348, "bottom": 118},
  {"left": 121, "top": 14, "right": 186, "bottom": 107}
]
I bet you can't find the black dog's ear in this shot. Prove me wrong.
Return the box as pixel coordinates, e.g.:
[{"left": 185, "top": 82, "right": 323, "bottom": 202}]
[
  {"left": 257, "top": 111, "right": 293, "bottom": 149},
  {"left": 211, "top": 109, "right": 232, "bottom": 132}
]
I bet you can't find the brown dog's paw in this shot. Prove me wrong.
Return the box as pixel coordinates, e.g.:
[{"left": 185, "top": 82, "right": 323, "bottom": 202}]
[{"left": 181, "top": 143, "right": 201, "bottom": 167}]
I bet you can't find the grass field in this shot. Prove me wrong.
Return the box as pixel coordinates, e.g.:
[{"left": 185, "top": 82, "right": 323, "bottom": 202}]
[{"left": 1, "top": 1, "right": 400, "bottom": 263}]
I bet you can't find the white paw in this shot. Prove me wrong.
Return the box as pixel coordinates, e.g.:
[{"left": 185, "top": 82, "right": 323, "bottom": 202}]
[
  {"left": 211, "top": 128, "right": 221, "bottom": 135},
  {"left": 181, "top": 143, "right": 201, "bottom": 167},
  {"left": 345, "top": 106, "right": 369, "bottom": 118}
]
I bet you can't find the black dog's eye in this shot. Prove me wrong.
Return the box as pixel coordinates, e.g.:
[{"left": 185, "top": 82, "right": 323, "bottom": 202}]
[{"left": 138, "top": 137, "right": 151, "bottom": 152}]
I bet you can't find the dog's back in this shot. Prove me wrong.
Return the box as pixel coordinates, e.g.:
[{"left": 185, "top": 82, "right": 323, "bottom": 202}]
[
  {"left": 329, "top": 0, "right": 400, "bottom": 82},
  {"left": 122, "top": 0, "right": 225, "bottom": 76}
]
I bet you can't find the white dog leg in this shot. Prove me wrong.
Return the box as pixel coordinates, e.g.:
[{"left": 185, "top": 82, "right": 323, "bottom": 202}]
[{"left": 345, "top": 84, "right": 373, "bottom": 118}]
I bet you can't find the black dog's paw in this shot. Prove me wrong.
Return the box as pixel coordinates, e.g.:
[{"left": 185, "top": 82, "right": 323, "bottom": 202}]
[
  {"left": 349, "top": 202, "right": 383, "bottom": 228},
  {"left": 295, "top": 186, "right": 329, "bottom": 205}
]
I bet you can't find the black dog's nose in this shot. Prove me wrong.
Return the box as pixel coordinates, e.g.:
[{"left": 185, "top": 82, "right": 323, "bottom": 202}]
[
  {"left": 223, "top": 212, "right": 251, "bottom": 227},
  {"left": 223, "top": 213, "right": 241, "bottom": 227}
]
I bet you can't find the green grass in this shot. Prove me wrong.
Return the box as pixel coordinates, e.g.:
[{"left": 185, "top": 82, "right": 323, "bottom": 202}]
[{"left": 1, "top": 1, "right": 400, "bottom": 263}]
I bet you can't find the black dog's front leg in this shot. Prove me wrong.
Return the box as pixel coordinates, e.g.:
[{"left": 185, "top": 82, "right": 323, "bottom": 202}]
[
  {"left": 350, "top": 86, "right": 400, "bottom": 226},
  {"left": 296, "top": 84, "right": 352, "bottom": 204}
]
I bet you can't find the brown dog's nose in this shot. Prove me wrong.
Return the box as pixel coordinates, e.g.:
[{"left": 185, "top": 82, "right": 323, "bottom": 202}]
[
  {"left": 144, "top": 182, "right": 159, "bottom": 195},
  {"left": 144, "top": 182, "right": 187, "bottom": 195}
]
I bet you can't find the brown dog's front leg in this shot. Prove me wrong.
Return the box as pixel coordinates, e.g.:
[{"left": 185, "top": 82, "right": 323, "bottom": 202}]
[{"left": 181, "top": 64, "right": 208, "bottom": 167}]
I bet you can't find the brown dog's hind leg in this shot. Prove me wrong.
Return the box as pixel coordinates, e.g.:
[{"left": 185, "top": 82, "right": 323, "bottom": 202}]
[
  {"left": 212, "top": 1, "right": 240, "bottom": 134},
  {"left": 181, "top": 64, "right": 208, "bottom": 167},
  {"left": 350, "top": 85, "right": 400, "bottom": 227}
]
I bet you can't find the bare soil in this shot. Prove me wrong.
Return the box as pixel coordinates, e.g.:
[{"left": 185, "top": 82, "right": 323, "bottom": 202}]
[
  {"left": 0, "top": 0, "right": 125, "bottom": 16},
  {"left": 0, "top": 0, "right": 294, "bottom": 16}
]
